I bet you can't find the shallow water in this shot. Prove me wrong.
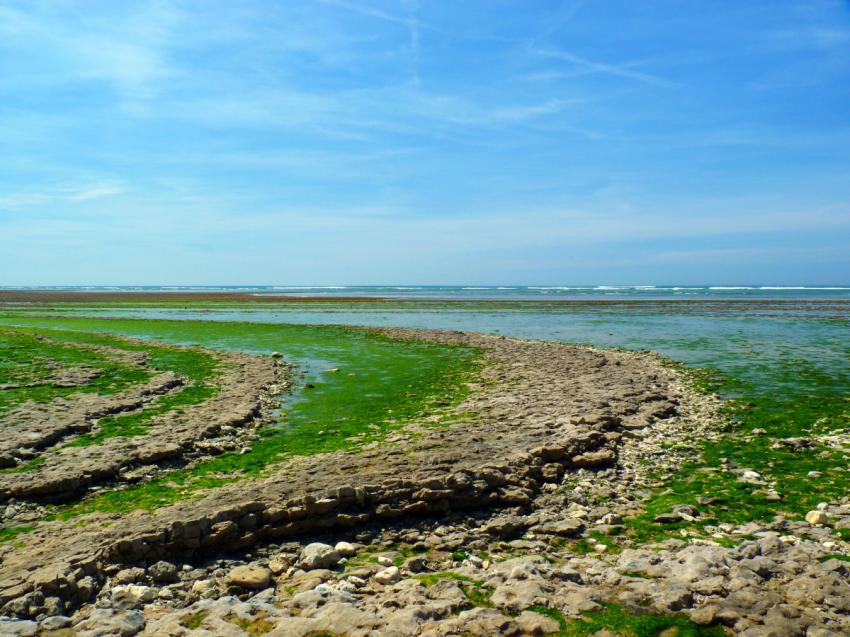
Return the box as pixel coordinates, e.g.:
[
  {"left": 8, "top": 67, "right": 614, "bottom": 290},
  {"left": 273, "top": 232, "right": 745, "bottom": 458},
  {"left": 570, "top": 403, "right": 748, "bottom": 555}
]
[
  {"left": 37, "top": 303, "right": 850, "bottom": 401},
  {"left": 6, "top": 284, "right": 850, "bottom": 301}
]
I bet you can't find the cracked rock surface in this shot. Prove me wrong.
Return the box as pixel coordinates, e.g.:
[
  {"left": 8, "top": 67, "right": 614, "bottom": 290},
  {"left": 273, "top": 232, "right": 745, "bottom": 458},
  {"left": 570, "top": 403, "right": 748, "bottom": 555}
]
[{"left": 0, "top": 328, "right": 848, "bottom": 635}]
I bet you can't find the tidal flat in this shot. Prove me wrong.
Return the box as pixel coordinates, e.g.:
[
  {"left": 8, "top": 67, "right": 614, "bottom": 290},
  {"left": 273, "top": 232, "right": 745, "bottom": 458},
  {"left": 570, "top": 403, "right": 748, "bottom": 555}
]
[{"left": 0, "top": 297, "right": 847, "bottom": 636}]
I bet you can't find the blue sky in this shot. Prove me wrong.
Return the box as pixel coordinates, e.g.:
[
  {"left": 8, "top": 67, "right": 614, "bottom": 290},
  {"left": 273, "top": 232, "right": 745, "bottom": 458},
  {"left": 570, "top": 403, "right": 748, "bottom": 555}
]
[{"left": 1, "top": 0, "right": 849, "bottom": 285}]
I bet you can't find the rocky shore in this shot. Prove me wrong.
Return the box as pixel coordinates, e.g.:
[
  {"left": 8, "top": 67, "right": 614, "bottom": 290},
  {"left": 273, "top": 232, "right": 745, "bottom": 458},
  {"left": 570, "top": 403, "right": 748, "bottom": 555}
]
[
  {"left": 0, "top": 328, "right": 847, "bottom": 636},
  {"left": 0, "top": 335, "right": 287, "bottom": 505}
]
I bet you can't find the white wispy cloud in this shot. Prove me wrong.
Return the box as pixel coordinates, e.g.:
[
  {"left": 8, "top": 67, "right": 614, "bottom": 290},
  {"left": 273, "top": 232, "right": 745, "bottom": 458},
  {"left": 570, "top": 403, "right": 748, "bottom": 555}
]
[
  {"left": 0, "top": 1, "right": 184, "bottom": 100},
  {"left": 400, "top": 0, "right": 421, "bottom": 86},
  {"left": 534, "top": 48, "right": 675, "bottom": 87},
  {"left": 316, "top": 0, "right": 423, "bottom": 30},
  {"left": 0, "top": 183, "right": 125, "bottom": 209}
]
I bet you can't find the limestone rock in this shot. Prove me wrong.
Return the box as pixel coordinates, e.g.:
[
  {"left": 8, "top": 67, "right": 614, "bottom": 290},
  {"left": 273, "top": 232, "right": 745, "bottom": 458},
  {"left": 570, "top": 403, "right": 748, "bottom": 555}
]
[
  {"left": 0, "top": 619, "right": 38, "bottom": 636},
  {"left": 298, "top": 542, "right": 341, "bottom": 570},
  {"left": 147, "top": 560, "right": 178, "bottom": 583},
  {"left": 457, "top": 607, "right": 521, "bottom": 636},
  {"left": 806, "top": 510, "right": 829, "bottom": 526},
  {"left": 374, "top": 566, "right": 401, "bottom": 585},
  {"left": 111, "top": 584, "right": 157, "bottom": 609},
  {"left": 73, "top": 609, "right": 145, "bottom": 636},
  {"left": 334, "top": 541, "right": 357, "bottom": 557},
  {"left": 516, "top": 609, "right": 560, "bottom": 635},
  {"left": 227, "top": 565, "right": 271, "bottom": 590}
]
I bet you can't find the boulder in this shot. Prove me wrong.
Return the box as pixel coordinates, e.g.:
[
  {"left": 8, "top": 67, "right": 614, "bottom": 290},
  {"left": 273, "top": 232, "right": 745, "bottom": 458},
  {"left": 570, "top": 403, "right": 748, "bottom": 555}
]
[
  {"left": 227, "top": 565, "right": 271, "bottom": 590},
  {"left": 334, "top": 541, "right": 357, "bottom": 557},
  {"left": 148, "top": 561, "right": 178, "bottom": 583},
  {"left": 805, "top": 510, "right": 829, "bottom": 526},
  {"left": 374, "top": 566, "right": 401, "bottom": 585},
  {"left": 298, "top": 543, "right": 341, "bottom": 570},
  {"left": 111, "top": 584, "right": 157, "bottom": 609}
]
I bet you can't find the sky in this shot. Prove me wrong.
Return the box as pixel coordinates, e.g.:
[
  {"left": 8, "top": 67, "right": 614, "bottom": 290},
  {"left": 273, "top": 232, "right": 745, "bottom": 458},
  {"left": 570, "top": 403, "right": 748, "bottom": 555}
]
[{"left": 1, "top": 0, "right": 850, "bottom": 286}]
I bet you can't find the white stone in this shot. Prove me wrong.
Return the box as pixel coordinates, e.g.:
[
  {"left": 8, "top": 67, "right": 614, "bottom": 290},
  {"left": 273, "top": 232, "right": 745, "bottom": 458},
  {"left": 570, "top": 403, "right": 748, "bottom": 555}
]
[
  {"left": 374, "top": 566, "right": 401, "bottom": 585},
  {"left": 268, "top": 556, "right": 290, "bottom": 575},
  {"left": 299, "top": 543, "right": 341, "bottom": 570},
  {"left": 334, "top": 541, "right": 357, "bottom": 557},
  {"left": 111, "top": 584, "right": 156, "bottom": 608},
  {"left": 191, "top": 579, "right": 214, "bottom": 594},
  {"left": 806, "top": 510, "right": 829, "bottom": 525}
]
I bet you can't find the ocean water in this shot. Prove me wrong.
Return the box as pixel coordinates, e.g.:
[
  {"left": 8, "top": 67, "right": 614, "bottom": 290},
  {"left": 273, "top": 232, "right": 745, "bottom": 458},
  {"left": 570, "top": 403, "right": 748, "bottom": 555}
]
[
  {"left": 4, "top": 284, "right": 850, "bottom": 300},
  {"left": 20, "top": 299, "right": 847, "bottom": 400}
]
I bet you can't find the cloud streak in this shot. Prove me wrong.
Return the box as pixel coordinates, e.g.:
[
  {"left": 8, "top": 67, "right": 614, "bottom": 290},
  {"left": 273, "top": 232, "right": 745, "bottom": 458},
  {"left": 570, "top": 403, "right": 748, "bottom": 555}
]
[{"left": 533, "top": 48, "right": 675, "bottom": 87}]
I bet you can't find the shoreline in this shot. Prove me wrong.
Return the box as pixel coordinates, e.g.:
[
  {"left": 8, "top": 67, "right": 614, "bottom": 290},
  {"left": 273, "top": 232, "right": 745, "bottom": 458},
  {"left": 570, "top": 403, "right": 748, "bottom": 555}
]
[{"left": 3, "top": 289, "right": 850, "bottom": 309}]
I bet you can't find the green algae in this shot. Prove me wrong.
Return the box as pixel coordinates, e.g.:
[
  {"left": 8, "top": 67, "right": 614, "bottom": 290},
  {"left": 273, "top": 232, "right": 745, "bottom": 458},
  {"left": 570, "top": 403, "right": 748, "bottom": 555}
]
[
  {"left": 0, "top": 316, "right": 480, "bottom": 516},
  {"left": 0, "top": 329, "right": 151, "bottom": 414},
  {"left": 624, "top": 351, "right": 850, "bottom": 543},
  {"left": 0, "top": 525, "right": 35, "bottom": 544},
  {"left": 415, "top": 571, "right": 484, "bottom": 587},
  {"left": 0, "top": 327, "right": 223, "bottom": 451},
  {"left": 179, "top": 609, "right": 209, "bottom": 629},
  {"left": 528, "top": 603, "right": 727, "bottom": 636}
]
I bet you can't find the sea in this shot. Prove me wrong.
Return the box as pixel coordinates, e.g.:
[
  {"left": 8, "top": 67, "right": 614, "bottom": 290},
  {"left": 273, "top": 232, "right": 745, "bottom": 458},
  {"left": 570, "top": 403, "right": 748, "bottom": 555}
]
[{"left": 3, "top": 285, "right": 850, "bottom": 300}]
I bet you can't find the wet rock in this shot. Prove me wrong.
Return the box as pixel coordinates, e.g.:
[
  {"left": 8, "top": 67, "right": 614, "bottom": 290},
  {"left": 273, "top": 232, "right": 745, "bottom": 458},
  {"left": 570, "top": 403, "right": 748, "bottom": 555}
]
[{"left": 404, "top": 556, "right": 429, "bottom": 573}]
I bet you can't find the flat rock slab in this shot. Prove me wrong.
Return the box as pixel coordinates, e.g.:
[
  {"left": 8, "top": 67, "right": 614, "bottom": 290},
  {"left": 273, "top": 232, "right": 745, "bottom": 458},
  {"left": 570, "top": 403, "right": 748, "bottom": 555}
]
[{"left": 0, "top": 333, "right": 284, "bottom": 503}]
